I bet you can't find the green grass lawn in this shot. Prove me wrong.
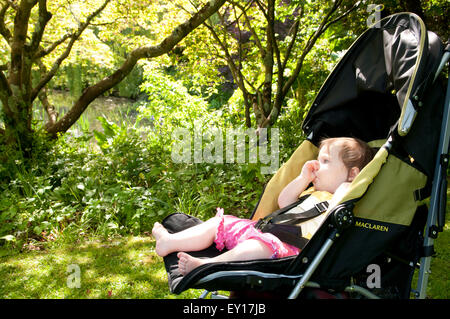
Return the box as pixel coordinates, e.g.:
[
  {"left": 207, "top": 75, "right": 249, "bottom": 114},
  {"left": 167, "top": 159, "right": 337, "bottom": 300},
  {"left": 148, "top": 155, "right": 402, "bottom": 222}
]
[
  {"left": 0, "top": 224, "right": 448, "bottom": 299},
  {"left": 419, "top": 205, "right": 450, "bottom": 299},
  {"left": 0, "top": 236, "right": 202, "bottom": 299},
  {"left": 1, "top": 194, "right": 448, "bottom": 299}
]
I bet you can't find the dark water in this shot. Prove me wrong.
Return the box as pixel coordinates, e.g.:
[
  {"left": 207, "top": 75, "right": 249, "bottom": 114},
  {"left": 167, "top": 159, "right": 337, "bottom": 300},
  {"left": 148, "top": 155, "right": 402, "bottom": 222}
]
[{"left": 43, "top": 90, "right": 139, "bottom": 135}]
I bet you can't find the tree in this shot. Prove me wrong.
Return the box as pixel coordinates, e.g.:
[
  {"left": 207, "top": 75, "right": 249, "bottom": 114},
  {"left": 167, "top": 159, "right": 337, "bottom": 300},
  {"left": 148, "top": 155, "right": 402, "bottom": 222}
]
[
  {"left": 382, "top": 0, "right": 449, "bottom": 41},
  {"left": 0, "top": 0, "right": 226, "bottom": 155},
  {"left": 197, "top": 0, "right": 359, "bottom": 129}
]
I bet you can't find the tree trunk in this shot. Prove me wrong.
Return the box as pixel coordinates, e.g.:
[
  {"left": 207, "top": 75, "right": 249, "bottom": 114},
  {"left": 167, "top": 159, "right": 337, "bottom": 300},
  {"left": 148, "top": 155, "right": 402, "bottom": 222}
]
[
  {"left": 1, "top": 0, "right": 37, "bottom": 153},
  {"left": 3, "top": 98, "right": 34, "bottom": 155},
  {"left": 0, "top": 0, "right": 227, "bottom": 153}
]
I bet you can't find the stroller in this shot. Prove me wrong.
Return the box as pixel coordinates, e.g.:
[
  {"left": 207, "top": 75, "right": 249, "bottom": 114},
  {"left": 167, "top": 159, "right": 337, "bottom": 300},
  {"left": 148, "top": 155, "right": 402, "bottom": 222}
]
[{"left": 161, "top": 12, "right": 449, "bottom": 299}]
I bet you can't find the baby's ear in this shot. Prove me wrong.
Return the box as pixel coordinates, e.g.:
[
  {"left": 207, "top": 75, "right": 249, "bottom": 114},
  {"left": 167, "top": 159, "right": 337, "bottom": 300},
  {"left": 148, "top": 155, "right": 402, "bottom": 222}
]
[{"left": 347, "top": 167, "right": 360, "bottom": 182}]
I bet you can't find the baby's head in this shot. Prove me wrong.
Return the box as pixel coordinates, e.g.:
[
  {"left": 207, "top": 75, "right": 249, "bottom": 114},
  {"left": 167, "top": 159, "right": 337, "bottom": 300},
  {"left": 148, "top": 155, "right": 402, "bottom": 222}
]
[
  {"left": 320, "top": 137, "right": 375, "bottom": 172},
  {"left": 313, "top": 137, "right": 374, "bottom": 193}
]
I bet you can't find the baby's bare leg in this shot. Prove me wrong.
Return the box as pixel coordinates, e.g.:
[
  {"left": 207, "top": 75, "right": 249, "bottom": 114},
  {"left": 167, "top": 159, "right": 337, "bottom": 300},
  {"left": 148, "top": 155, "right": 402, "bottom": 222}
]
[
  {"left": 177, "top": 239, "right": 273, "bottom": 275},
  {"left": 152, "top": 217, "right": 220, "bottom": 257}
]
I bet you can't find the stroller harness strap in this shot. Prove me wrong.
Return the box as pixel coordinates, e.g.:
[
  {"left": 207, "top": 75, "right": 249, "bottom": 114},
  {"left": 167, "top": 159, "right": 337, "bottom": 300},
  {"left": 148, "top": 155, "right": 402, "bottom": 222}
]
[
  {"left": 270, "top": 201, "right": 329, "bottom": 225},
  {"left": 255, "top": 197, "right": 330, "bottom": 249}
]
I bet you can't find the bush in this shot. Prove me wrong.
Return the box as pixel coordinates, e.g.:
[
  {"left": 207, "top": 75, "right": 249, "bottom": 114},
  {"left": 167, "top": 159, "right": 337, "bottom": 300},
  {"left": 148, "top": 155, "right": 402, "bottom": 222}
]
[
  {"left": 0, "top": 114, "right": 272, "bottom": 250},
  {"left": 0, "top": 64, "right": 283, "bottom": 249}
]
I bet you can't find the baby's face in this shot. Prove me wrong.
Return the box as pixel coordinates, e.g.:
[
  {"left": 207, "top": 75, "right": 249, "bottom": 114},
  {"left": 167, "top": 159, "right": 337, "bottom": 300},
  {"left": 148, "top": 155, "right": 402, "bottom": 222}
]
[{"left": 312, "top": 143, "right": 350, "bottom": 193}]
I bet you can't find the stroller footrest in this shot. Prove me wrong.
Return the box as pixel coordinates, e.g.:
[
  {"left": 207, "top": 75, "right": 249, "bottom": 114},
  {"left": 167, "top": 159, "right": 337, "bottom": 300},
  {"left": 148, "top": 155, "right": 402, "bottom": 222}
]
[
  {"left": 194, "top": 270, "right": 301, "bottom": 292},
  {"left": 245, "top": 274, "right": 297, "bottom": 290}
]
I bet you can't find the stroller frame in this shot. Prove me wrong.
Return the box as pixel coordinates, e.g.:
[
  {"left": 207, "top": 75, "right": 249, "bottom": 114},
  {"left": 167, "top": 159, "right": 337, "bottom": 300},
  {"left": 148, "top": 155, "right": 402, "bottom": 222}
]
[
  {"left": 162, "top": 13, "right": 449, "bottom": 300},
  {"left": 414, "top": 48, "right": 450, "bottom": 299}
]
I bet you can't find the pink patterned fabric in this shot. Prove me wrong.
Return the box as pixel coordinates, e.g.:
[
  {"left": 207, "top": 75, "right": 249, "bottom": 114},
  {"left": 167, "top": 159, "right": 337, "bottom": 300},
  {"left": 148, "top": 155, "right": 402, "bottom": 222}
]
[{"left": 213, "top": 207, "right": 300, "bottom": 259}]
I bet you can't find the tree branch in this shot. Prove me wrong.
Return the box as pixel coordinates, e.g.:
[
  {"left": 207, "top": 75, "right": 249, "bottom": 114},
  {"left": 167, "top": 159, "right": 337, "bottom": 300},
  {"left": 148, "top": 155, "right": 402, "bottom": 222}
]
[
  {"left": 261, "top": 0, "right": 358, "bottom": 129},
  {"left": 281, "top": 17, "right": 300, "bottom": 72},
  {"left": 0, "top": 69, "right": 12, "bottom": 117},
  {"left": 45, "top": 0, "right": 227, "bottom": 137},
  {"left": 234, "top": 2, "right": 265, "bottom": 58},
  {"left": 259, "top": 0, "right": 275, "bottom": 117},
  {"left": 323, "top": 1, "right": 360, "bottom": 31},
  {"left": 231, "top": 0, "right": 254, "bottom": 126},
  {"left": 36, "top": 59, "right": 58, "bottom": 125},
  {"left": 9, "top": 0, "right": 37, "bottom": 86},
  {"left": 281, "top": 0, "right": 349, "bottom": 98},
  {"left": 226, "top": 0, "right": 255, "bottom": 28},
  {"left": 267, "top": 0, "right": 281, "bottom": 78},
  {"left": 35, "top": 31, "right": 73, "bottom": 59},
  {"left": 29, "top": 0, "right": 52, "bottom": 53},
  {"left": 0, "top": 2, "right": 12, "bottom": 41},
  {"left": 204, "top": 20, "right": 253, "bottom": 94},
  {"left": 6, "top": 0, "right": 17, "bottom": 10},
  {"left": 0, "top": 68, "right": 10, "bottom": 92},
  {"left": 205, "top": 12, "right": 253, "bottom": 127},
  {"left": 31, "top": 0, "right": 112, "bottom": 102},
  {"left": 254, "top": 0, "right": 268, "bottom": 19}
]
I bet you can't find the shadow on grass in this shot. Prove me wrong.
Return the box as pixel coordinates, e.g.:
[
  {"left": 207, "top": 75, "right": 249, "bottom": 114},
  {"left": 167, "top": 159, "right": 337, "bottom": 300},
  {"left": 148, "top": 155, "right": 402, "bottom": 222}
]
[
  {"left": 2, "top": 191, "right": 449, "bottom": 299},
  {"left": 0, "top": 236, "right": 201, "bottom": 299}
]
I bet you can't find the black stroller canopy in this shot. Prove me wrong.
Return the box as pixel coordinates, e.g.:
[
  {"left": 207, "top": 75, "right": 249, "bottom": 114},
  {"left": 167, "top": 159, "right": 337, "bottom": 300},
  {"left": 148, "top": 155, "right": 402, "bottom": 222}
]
[{"left": 303, "top": 13, "right": 443, "bottom": 148}]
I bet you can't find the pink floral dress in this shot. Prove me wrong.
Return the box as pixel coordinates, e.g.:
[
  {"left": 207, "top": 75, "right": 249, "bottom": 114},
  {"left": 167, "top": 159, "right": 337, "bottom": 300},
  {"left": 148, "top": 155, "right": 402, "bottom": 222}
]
[{"left": 213, "top": 207, "right": 300, "bottom": 259}]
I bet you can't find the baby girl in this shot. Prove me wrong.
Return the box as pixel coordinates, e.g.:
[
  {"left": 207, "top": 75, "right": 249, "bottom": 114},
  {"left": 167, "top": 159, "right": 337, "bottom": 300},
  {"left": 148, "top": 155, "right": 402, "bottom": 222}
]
[{"left": 152, "top": 137, "right": 374, "bottom": 275}]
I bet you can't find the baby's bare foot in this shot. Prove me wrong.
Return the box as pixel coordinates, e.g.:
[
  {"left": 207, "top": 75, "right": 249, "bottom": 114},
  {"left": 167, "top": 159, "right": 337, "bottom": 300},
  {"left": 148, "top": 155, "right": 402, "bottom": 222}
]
[
  {"left": 152, "top": 222, "right": 166, "bottom": 240},
  {"left": 152, "top": 222, "right": 172, "bottom": 257},
  {"left": 177, "top": 252, "right": 207, "bottom": 275}
]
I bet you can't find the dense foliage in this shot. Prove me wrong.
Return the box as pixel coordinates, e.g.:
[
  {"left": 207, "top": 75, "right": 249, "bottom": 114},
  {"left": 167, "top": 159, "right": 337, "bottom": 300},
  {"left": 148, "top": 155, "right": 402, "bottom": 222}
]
[
  {"left": 0, "top": 64, "right": 278, "bottom": 248},
  {"left": 1, "top": 0, "right": 448, "bottom": 252}
]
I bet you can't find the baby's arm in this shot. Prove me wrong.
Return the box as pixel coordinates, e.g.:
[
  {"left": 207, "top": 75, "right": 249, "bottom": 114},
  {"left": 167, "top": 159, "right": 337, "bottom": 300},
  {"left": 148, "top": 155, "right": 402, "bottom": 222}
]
[{"left": 278, "top": 160, "right": 318, "bottom": 208}]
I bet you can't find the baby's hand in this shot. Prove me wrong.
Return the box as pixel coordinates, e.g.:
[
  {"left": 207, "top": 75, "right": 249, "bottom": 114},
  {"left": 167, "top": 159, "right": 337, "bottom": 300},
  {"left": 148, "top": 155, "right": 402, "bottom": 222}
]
[{"left": 300, "top": 160, "right": 319, "bottom": 183}]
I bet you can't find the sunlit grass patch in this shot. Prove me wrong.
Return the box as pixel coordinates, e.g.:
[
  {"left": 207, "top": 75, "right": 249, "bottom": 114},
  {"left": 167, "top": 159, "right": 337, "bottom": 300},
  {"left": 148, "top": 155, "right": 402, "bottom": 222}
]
[
  {"left": 1, "top": 190, "right": 448, "bottom": 299},
  {"left": 0, "top": 235, "right": 202, "bottom": 299}
]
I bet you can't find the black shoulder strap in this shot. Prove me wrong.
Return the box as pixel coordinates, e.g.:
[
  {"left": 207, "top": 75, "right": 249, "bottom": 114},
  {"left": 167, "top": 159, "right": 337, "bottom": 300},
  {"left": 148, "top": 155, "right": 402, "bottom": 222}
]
[
  {"left": 254, "top": 196, "right": 330, "bottom": 250},
  {"left": 255, "top": 199, "right": 329, "bottom": 230},
  {"left": 271, "top": 201, "right": 329, "bottom": 225},
  {"left": 254, "top": 198, "right": 304, "bottom": 230}
]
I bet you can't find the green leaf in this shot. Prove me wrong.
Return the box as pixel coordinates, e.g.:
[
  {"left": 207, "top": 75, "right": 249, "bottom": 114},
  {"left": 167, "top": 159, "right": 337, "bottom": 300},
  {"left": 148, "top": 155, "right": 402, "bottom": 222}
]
[
  {"left": 93, "top": 130, "right": 107, "bottom": 145},
  {"left": 97, "top": 116, "right": 118, "bottom": 138},
  {"left": 33, "top": 225, "right": 43, "bottom": 235},
  {"left": 107, "top": 222, "right": 118, "bottom": 229},
  {"left": 0, "top": 235, "right": 15, "bottom": 241}
]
